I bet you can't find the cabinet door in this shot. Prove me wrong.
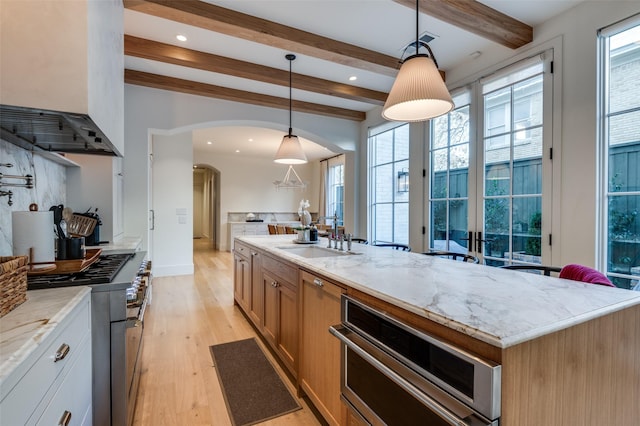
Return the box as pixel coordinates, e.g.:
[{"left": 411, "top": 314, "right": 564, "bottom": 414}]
[
  {"left": 233, "top": 255, "right": 250, "bottom": 310},
  {"left": 300, "top": 270, "right": 345, "bottom": 426},
  {"left": 248, "top": 250, "right": 263, "bottom": 328},
  {"left": 262, "top": 270, "right": 279, "bottom": 348},
  {"left": 277, "top": 280, "right": 298, "bottom": 377}
]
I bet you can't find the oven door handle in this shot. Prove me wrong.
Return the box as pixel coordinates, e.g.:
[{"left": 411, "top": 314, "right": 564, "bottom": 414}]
[
  {"left": 126, "top": 295, "right": 148, "bottom": 328},
  {"left": 329, "top": 325, "right": 470, "bottom": 426}
]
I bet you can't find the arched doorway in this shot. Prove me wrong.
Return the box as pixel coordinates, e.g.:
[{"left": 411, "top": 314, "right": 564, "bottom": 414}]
[{"left": 193, "top": 164, "right": 221, "bottom": 249}]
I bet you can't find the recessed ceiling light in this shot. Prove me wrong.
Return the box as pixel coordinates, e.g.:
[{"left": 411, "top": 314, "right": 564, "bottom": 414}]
[
  {"left": 176, "top": 34, "right": 187, "bottom": 42},
  {"left": 349, "top": 76, "right": 357, "bottom": 81},
  {"left": 248, "top": 138, "right": 253, "bottom": 142},
  {"left": 235, "top": 149, "right": 240, "bottom": 153},
  {"left": 207, "top": 141, "right": 212, "bottom": 145}
]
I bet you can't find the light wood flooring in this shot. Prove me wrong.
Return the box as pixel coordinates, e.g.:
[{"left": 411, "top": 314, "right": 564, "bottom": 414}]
[{"left": 132, "top": 238, "right": 323, "bottom": 426}]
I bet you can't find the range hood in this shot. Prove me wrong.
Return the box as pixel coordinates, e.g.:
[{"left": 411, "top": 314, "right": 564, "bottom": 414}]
[{"left": 0, "top": 104, "right": 121, "bottom": 157}]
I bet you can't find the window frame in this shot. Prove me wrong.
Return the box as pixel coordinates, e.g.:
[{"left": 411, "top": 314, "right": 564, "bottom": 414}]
[
  {"left": 597, "top": 15, "right": 640, "bottom": 288},
  {"left": 368, "top": 123, "right": 410, "bottom": 245}
]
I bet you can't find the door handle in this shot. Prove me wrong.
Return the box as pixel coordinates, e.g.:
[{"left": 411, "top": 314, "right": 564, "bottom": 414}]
[
  {"left": 149, "top": 209, "right": 155, "bottom": 230},
  {"left": 475, "top": 231, "right": 495, "bottom": 254},
  {"left": 460, "top": 231, "right": 474, "bottom": 251}
]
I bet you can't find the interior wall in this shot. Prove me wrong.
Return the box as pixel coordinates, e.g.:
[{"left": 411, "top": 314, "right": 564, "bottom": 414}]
[
  {"left": 124, "top": 84, "right": 359, "bottom": 257},
  {"left": 194, "top": 150, "right": 320, "bottom": 251},
  {"left": 151, "top": 132, "right": 193, "bottom": 277}
]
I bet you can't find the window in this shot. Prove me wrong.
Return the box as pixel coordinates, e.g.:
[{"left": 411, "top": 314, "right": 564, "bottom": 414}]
[
  {"left": 599, "top": 18, "right": 640, "bottom": 289},
  {"left": 327, "top": 160, "right": 344, "bottom": 226},
  {"left": 369, "top": 123, "right": 409, "bottom": 244},
  {"left": 481, "top": 59, "right": 547, "bottom": 266},
  {"left": 430, "top": 91, "right": 471, "bottom": 253}
]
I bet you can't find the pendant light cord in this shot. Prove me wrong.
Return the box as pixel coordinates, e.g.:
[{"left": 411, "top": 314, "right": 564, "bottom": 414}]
[
  {"left": 286, "top": 53, "right": 296, "bottom": 137},
  {"left": 415, "top": 0, "right": 419, "bottom": 54}
]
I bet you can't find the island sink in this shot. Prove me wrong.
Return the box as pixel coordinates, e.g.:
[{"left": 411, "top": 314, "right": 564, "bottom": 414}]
[{"left": 276, "top": 245, "right": 359, "bottom": 258}]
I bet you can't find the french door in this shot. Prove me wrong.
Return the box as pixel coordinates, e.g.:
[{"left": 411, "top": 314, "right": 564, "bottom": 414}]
[{"left": 429, "top": 52, "right": 554, "bottom": 266}]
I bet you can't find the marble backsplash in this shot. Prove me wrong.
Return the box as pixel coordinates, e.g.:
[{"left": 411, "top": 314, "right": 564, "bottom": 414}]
[{"left": 0, "top": 139, "right": 67, "bottom": 256}]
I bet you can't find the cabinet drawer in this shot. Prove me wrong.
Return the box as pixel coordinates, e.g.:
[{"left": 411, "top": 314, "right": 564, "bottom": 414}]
[
  {"left": 0, "top": 298, "right": 90, "bottom": 425},
  {"left": 262, "top": 254, "right": 297, "bottom": 285},
  {"left": 35, "top": 335, "right": 92, "bottom": 426},
  {"left": 234, "top": 241, "right": 251, "bottom": 260}
]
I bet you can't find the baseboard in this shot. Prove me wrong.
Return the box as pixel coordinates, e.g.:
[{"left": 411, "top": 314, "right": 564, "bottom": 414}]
[{"left": 152, "top": 263, "right": 194, "bottom": 277}]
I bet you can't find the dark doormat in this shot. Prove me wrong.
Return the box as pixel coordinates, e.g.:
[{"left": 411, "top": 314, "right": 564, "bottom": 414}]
[{"left": 209, "top": 338, "right": 301, "bottom": 425}]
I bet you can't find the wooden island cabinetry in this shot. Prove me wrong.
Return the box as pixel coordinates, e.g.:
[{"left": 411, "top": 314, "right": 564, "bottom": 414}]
[
  {"left": 234, "top": 237, "right": 640, "bottom": 425},
  {"left": 259, "top": 253, "right": 299, "bottom": 378},
  {"left": 299, "top": 270, "right": 346, "bottom": 426},
  {"left": 232, "top": 241, "right": 251, "bottom": 311}
]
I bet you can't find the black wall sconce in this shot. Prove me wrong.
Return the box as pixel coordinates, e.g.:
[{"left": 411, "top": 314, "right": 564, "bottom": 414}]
[{"left": 397, "top": 168, "right": 409, "bottom": 193}]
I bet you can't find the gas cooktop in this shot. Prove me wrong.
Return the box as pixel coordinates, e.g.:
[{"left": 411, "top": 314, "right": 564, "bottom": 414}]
[{"left": 27, "top": 253, "right": 134, "bottom": 290}]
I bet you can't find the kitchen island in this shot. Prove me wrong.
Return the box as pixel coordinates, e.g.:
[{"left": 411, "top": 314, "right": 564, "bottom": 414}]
[{"left": 235, "top": 235, "right": 640, "bottom": 426}]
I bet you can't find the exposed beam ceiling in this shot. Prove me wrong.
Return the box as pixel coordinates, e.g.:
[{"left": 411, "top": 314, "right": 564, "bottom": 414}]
[
  {"left": 124, "top": 69, "right": 366, "bottom": 121},
  {"left": 123, "top": 0, "right": 534, "bottom": 123},
  {"left": 393, "top": 0, "right": 533, "bottom": 50},
  {"left": 124, "top": 35, "right": 388, "bottom": 105},
  {"left": 124, "top": 0, "right": 402, "bottom": 76}
]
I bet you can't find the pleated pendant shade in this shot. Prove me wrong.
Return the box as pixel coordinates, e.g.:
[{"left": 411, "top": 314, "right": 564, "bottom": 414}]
[{"left": 382, "top": 55, "right": 454, "bottom": 122}]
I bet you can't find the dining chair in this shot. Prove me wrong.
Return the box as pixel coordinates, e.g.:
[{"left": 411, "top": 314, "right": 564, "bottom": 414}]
[
  {"left": 276, "top": 225, "right": 287, "bottom": 235},
  {"left": 500, "top": 264, "right": 562, "bottom": 276},
  {"left": 422, "top": 251, "right": 479, "bottom": 264},
  {"left": 373, "top": 243, "right": 411, "bottom": 252},
  {"left": 558, "top": 264, "right": 616, "bottom": 287},
  {"left": 351, "top": 237, "right": 368, "bottom": 244},
  {"left": 267, "top": 224, "right": 277, "bottom": 235},
  {"left": 284, "top": 226, "right": 296, "bottom": 234}
]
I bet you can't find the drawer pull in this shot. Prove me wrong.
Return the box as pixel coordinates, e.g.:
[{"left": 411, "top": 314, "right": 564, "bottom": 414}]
[
  {"left": 271, "top": 281, "right": 279, "bottom": 288},
  {"left": 54, "top": 343, "right": 70, "bottom": 362},
  {"left": 58, "top": 410, "right": 72, "bottom": 426},
  {"left": 313, "top": 278, "right": 324, "bottom": 287}
]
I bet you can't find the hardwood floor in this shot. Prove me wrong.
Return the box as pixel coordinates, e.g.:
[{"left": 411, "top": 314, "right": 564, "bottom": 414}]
[{"left": 133, "top": 238, "right": 323, "bottom": 426}]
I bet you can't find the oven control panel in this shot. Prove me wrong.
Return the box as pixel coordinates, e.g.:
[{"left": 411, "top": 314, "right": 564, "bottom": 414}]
[{"left": 126, "top": 259, "right": 152, "bottom": 316}]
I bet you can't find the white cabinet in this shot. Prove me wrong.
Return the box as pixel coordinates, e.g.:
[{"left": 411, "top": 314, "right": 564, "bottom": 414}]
[
  {"left": 0, "top": 288, "right": 92, "bottom": 426},
  {"left": 229, "top": 223, "right": 268, "bottom": 250}
]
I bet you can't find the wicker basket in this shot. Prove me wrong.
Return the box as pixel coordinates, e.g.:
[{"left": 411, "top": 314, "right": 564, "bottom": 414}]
[{"left": 1, "top": 255, "right": 29, "bottom": 317}]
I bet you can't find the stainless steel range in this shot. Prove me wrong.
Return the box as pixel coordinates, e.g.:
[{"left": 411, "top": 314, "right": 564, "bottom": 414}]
[{"left": 27, "top": 251, "right": 152, "bottom": 426}]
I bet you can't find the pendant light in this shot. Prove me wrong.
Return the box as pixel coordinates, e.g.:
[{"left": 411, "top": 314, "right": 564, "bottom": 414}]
[
  {"left": 382, "top": 0, "right": 454, "bottom": 122},
  {"left": 274, "top": 54, "right": 307, "bottom": 164}
]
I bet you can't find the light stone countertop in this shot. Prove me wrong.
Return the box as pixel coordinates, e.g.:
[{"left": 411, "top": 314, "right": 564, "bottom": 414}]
[
  {"left": 239, "top": 235, "right": 640, "bottom": 348},
  {"left": 86, "top": 236, "right": 142, "bottom": 253},
  {"left": 0, "top": 286, "right": 92, "bottom": 386}
]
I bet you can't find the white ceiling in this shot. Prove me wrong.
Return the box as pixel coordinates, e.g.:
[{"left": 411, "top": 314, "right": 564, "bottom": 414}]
[{"left": 124, "top": 0, "right": 586, "bottom": 161}]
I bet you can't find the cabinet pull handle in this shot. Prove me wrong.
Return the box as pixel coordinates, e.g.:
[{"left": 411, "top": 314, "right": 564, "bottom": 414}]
[
  {"left": 271, "top": 281, "right": 279, "bottom": 287},
  {"left": 313, "top": 278, "right": 324, "bottom": 287},
  {"left": 58, "top": 410, "right": 72, "bottom": 426},
  {"left": 54, "top": 343, "right": 70, "bottom": 362},
  {"left": 251, "top": 251, "right": 258, "bottom": 256}
]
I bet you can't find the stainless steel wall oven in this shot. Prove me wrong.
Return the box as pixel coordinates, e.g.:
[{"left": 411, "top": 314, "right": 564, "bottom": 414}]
[{"left": 330, "top": 296, "right": 501, "bottom": 426}]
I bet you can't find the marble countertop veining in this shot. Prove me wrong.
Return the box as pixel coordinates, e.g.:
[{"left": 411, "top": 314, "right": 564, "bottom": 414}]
[
  {"left": 239, "top": 235, "right": 640, "bottom": 348},
  {"left": 0, "top": 286, "right": 91, "bottom": 385}
]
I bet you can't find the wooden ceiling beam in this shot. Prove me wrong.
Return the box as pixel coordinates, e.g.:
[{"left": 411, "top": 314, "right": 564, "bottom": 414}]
[
  {"left": 393, "top": 0, "right": 532, "bottom": 49},
  {"left": 124, "top": 35, "right": 387, "bottom": 105},
  {"left": 124, "top": 0, "right": 401, "bottom": 76},
  {"left": 124, "top": 69, "right": 366, "bottom": 121}
]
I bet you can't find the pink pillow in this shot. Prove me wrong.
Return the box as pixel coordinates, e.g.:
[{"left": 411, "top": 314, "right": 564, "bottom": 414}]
[{"left": 559, "top": 264, "right": 616, "bottom": 287}]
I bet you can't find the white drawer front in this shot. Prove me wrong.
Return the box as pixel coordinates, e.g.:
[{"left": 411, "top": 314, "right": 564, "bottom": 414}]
[
  {"left": 0, "top": 298, "right": 90, "bottom": 425},
  {"left": 35, "top": 335, "right": 92, "bottom": 426}
]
